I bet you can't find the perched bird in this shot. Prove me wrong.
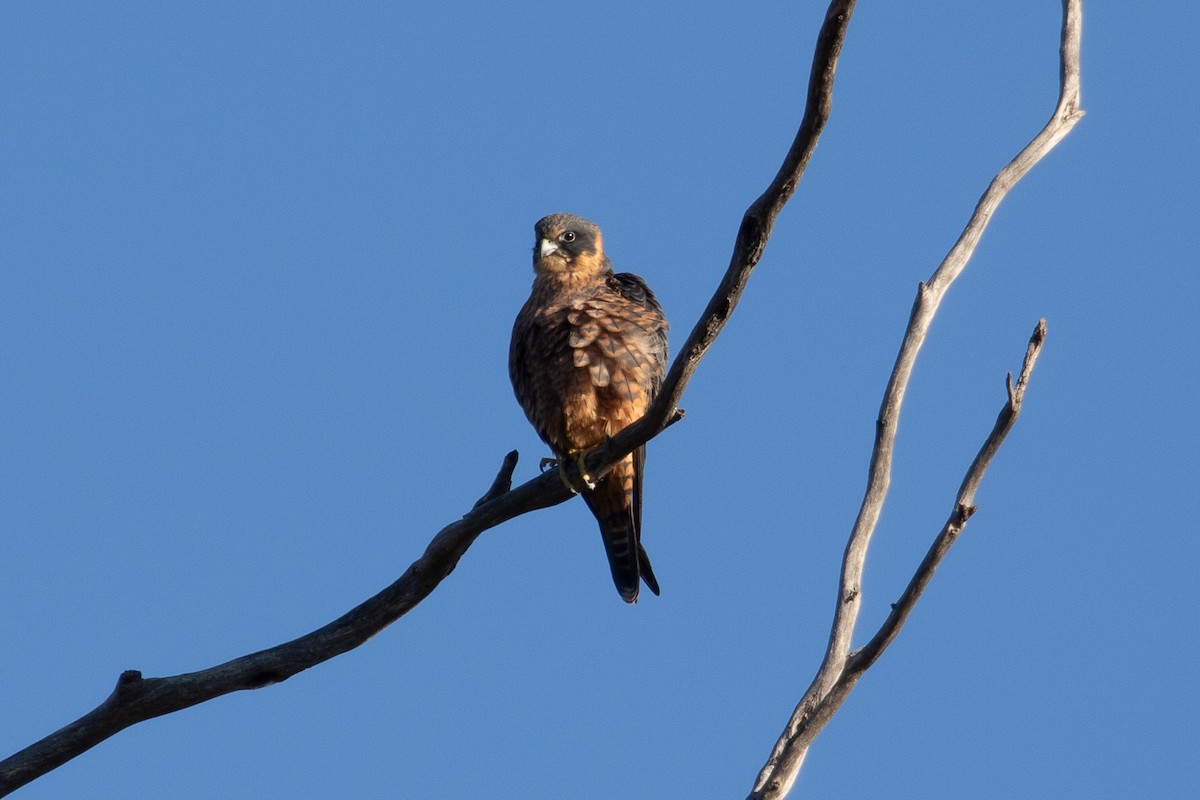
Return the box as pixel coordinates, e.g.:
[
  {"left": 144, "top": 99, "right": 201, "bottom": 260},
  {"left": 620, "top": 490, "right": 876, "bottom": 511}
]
[{"left": 509, "top": 213, "right": 669, "bottom": 603}]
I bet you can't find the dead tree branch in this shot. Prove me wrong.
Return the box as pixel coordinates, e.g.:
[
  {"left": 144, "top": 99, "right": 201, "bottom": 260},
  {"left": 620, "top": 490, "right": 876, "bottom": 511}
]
[
  {"left": 748, "top": 3, "right": 1083, "bottom": 799},
  {"left": 0, "top": 2, "right": 860, "bottom": 795}
]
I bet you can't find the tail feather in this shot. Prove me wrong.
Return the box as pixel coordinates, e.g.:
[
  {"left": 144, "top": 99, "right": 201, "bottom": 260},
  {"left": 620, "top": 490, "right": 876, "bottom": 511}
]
[
  {"left": 582, "top": 453, "right": 657, "bottom": 603},
  {"left": 638, "top": 543, "right": 660, "bottom": 596}
]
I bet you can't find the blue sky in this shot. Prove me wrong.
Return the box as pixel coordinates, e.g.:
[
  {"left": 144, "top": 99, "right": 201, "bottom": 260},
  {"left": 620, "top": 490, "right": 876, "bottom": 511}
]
[{"left": 2, "top": 2, "right": 1196, "bottom": 798}]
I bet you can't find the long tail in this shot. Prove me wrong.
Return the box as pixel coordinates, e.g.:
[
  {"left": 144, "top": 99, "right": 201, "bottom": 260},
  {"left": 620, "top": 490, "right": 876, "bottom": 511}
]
[{"left": 582, "top": 450, "right": 659, "bottom": 603}]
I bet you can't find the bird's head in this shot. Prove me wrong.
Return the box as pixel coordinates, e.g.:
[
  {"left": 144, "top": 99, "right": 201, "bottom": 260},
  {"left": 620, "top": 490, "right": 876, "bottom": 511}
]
[{"left": 532, "top": 213, "right": 610, "bottom": 278}]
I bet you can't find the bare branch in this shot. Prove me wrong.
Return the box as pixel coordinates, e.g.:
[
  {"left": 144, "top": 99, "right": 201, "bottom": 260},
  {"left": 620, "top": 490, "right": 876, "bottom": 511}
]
[
  {"left": 0, "top": 1, "right": 857, "bottom": 794},
  {"left": 848, "top": 319, "right": 1048, "bottom": 677},
  {"left": 750, "top": 324, "right": 1049, "bottom": 800},
  {"left": 586, "top": 0, "right": 859, "bottom": 484},
  {"left": 473, "top": 449, "right": 520, "bottom": 509},
  {"left": 748, "top": 3, "right": 1082, "bottom": 798},
  {"left": 1, "top": 451, "right": 558, "bottom": 795}
]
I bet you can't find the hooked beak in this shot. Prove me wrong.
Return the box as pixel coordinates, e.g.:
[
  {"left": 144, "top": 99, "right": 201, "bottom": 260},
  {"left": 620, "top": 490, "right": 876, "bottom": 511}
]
[{"left": 539, "top": 238, "right": 559, "bottom": 259}]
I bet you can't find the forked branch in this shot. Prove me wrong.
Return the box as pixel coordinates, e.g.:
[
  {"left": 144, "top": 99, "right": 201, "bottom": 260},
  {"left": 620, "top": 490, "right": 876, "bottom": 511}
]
[
  {"left": 848, "top": 320, "right": 1048, "bottom": 677},
  {"left": 749, "top": 3, "right": 1082, "bottom": 798}
]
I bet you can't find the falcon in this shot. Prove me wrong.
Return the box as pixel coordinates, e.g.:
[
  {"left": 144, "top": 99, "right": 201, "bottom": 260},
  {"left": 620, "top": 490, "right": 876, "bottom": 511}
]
[{"left": 509, "top": 213, "right": 669, "bottom": 603}]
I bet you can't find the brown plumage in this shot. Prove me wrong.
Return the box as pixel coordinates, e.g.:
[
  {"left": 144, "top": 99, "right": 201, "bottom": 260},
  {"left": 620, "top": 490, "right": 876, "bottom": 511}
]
[{"left": 509, "top": 213, "right": 669, "bottom": 603}]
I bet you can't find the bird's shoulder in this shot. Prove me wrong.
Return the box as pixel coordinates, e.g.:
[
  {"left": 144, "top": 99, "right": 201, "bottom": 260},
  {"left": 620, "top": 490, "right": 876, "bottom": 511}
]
[{"left": 606, "top": 272, "right": 662, "bottom": 313}]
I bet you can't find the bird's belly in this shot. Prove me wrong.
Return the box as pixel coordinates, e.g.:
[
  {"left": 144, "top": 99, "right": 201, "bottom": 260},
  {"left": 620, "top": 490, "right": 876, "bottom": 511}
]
[
  {"left": 561, "top": 370, "right": 607, "bottom": 450},
  {"left": 559, "top": 366, "right": 645, "bottom": 452}
]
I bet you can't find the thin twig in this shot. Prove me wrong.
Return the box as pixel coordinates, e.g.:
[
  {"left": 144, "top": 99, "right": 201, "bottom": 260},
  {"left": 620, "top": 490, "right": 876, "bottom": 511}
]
[
  {"left": 749, "top": 3, "right": 1082, "bottom": 798},
  {"left": 0, "top": 1, "right": 857, "bottom": 793},
  {"left": 748, "top": 323, "right": 1049, "bottom": 799},
  {"left": 473, "top": 450, "right": 520, "bottom": 509},
  {"left": 846, "top": 320, "right": 1047, "bottom": 677}
]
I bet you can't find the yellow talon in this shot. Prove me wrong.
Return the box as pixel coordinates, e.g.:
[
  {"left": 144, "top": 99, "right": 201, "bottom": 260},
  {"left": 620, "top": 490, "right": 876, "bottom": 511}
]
[
  {"left": 542, "top": 449, "right": 596, "bottom": 493},
  {"left": 540, "top": 455, "right": 579, "bottom": 494},
  {"left": 540, "top": 450, "right": 597, "bottom": 493},
  {"left": 558, "top": 465, "right": 578, "bottom": 493},
  {"left": 570, "top": 449, "right": 596, "bottom": 491}
]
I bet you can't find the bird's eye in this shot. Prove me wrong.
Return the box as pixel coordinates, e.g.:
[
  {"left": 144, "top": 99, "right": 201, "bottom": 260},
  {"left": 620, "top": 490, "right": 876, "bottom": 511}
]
[{"left": 561, "top": 231, "right": 576, "bottom": 243}]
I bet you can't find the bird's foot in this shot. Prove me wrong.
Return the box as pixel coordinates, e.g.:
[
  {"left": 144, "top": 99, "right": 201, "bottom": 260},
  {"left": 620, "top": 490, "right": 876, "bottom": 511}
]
[
  {"left": 567, "top": 449, "right": 597, "bottom": 491},
  {"left": 538, "top": 455, "right": 577, "bottom": 493},
  {"left": 540, "top": 450, "right": 596, "bottom": 493}
]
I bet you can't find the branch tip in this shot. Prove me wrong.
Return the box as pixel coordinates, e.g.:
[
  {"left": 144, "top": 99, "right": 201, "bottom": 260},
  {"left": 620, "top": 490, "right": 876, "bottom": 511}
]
[
  {"left": 473, "top": 451, "right": 521, "bottom": 509},
  {"left": 1032, "top": 318, "right": 1048, "bottom": 344}
]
